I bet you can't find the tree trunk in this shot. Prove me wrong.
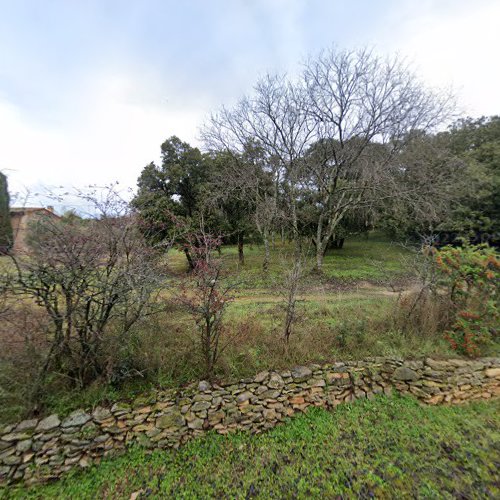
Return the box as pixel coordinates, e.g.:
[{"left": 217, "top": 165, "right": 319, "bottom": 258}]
[
  {"left": 315, "top": 212, "right": 345, "bottom": 270},
  {"left": 184, "top": 248, "right": 195, "bottom": 271},
  {"left": 338, "top": 238, "right": 345, "bottom": 249},
  {"left": 263, "top": 229, "right": 270, "bottom": 271},
  {"left": 202, "top": 320, "right": 215, "bottom": 380},
  {"left": 316, "top": 245, "right": 325, "bottom": 272},
  {"left": 315, "top": 214, "right": 326, "bottom": 271},
  {"left": 238, "top": 233, "right": 244, "bottom": 266}
]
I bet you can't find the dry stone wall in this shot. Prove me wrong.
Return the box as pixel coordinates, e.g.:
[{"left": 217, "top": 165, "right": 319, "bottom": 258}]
[{"left": 1, "top": 357, "right": 499, "bottom": 485}]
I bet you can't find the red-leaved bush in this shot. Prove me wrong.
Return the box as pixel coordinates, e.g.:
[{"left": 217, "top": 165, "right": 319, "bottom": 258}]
[{"left": 434, "top": 245, "right": 499, "bottom": 356}]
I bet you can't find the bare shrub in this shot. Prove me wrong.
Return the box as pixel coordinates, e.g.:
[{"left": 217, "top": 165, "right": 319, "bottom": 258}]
[
  {"left": 177, "top": 231, "right": 238, "bottom": 379},
  {"left": 276, "top": 245, "right": 311, "bottom": 344},
  {"left": 394, "top": 289, "right": 453, "bottom": 338},
  {"left": 280, "top": 258, "right": 305, "bottom": 344},
  {"left": 0, "top": 301, "right": 50, "bottom": 420},
  {"left": 1, "top": 188, "right": 166, "bottom": 392},
  {"left": 390, "top": 242, "right": 454, "bottom": 338},
  {"left": 125, "top": 304, "right": 201, "bottom": 386}
]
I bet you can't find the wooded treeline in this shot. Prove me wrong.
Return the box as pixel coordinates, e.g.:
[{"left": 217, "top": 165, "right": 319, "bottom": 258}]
[{"left": 132, "top": 49, "right": 499, "bottom": 271}]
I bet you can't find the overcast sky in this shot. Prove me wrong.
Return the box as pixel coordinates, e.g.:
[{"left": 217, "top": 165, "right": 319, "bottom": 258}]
[{"left": 1, "top": 0, "right": 499, "bottom": 210}]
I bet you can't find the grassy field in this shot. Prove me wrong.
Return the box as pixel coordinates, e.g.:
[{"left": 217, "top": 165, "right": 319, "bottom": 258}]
[
  {"left": 0, "top": 234, "right": 463, "bottom": 424},
  {"left": 167, "top": 233, "right": 413, "bottom": 286},
  {"left": 4, "top": 395, "right": 499, "bottom": 499},
  {"left": 3, "top": 234, "right": 497, "bottom": 424}
]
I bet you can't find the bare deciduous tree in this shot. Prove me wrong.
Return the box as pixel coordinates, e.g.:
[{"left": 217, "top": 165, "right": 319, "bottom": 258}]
[
  {"left": 203, "top": 47, "right": 455, "bottom": 271},
  {"left": 303, "top": 48, "right": 455, "bottom": 269},
  {"left": 202, "top": 74, "right": 315, "bottom": 252}
]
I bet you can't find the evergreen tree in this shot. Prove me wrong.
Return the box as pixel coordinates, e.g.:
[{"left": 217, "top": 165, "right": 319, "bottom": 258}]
[
  {"left": 0, "top": 172, "right": 13, "bottom": 253},
  {"left": 443, "top": 116, "right": 500, "bottom": 243}
]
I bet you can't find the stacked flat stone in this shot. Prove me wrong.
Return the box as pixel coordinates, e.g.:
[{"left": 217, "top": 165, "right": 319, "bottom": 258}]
[{"left": 1, "top": 357, "right": 499, "bottom": 485}]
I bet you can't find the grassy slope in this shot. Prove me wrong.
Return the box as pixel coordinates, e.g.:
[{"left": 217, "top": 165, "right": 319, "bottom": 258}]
[{"left": 5, "top": 396, "right": 499, "bottom": 499}]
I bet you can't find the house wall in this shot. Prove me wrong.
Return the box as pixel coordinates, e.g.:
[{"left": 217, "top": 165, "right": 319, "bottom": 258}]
[
  {"left": 10, "top": 209, "right": 58, "bottom": 254},
  {"left": 10, "top": 212, "right": 28, "bottom": 253}
]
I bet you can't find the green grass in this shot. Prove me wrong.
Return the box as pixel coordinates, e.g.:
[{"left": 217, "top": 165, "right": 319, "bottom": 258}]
[
  {"left": 167, "top": 232, "right": 413, "bottom": 288},
  {"left": 5, "top": 396, "right": 499, "bottom": 499},
  {"left": 317, "top": 235, "right": 412, "bottom": 282}
]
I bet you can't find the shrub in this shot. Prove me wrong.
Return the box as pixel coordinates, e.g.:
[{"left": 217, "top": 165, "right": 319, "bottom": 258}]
[
  {"left": 1, "top": 188, "right": 165, "bottom": 391},
  {"left": 177, "top": 232, "right": 237, "bottom": 379},
  {"left": 394, "top": 287, "right": 453, "bottom": 338},
  {"left": 435, "top": 245, "right": 499, "bottom": 356}
]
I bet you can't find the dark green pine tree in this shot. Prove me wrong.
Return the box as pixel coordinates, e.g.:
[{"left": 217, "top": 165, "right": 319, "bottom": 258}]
[{"left": 0, "top": 172, "right": 13, "bottom": 253}]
